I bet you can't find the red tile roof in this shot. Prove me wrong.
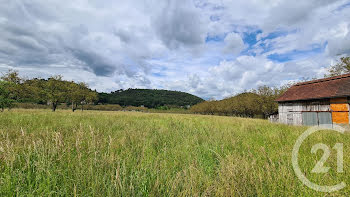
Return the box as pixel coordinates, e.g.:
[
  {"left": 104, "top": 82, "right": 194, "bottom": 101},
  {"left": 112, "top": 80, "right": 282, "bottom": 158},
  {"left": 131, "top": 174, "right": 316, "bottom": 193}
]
[{"left": 276, "top": 73, "right": 350, "bottom": 102}]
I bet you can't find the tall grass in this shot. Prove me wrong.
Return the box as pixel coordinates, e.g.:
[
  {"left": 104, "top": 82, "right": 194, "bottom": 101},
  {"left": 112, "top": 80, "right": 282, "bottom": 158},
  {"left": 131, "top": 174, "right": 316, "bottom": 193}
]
[{"left": 0, "top": 109, "right": 349, "bottom": 196}]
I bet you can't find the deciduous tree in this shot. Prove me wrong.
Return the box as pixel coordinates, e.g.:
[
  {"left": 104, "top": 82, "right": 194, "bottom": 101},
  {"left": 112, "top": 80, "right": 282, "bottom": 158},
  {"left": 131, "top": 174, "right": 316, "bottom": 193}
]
[
  {"left": 45, "top": 76, "right": 67, "bottom": 112},
  {"left": 1, "top": 70, "right": 23, "bottom": 101},
  {"left": 326, "top": 56, "right": 350, "bottom": 77},
  {"left": 0, "top": 81, "right": 14, "bottom": 111}
]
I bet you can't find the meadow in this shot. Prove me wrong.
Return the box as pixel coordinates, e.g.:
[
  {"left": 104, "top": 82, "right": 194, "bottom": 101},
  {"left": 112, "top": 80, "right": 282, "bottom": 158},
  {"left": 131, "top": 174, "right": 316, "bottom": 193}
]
[{"left": 0, "top": 109, "right": 349, "bottom": 196}]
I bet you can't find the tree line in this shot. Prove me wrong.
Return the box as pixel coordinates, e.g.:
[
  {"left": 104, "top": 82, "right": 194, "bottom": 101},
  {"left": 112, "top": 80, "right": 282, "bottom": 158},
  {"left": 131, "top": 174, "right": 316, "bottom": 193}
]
[
  {"left": 190, "top": 85, "right": 288, "bottom": 118},
  {"left": 0, "top": 70, "right": 97, "bottom": 112}
]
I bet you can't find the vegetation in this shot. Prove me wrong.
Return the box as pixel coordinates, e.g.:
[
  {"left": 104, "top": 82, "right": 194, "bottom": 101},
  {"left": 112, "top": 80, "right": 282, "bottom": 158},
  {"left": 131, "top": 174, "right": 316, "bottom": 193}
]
[
  {"left": 0, "top": 81, "right": 14, "bottom": 111},
  {"left": 13, "top": 103, "right": 123, "bottom": 111},
  {"left": 98, "top": 89, "right": 204, "bottom": 108},
  {"left": 0, "top": 70, "right": 202, "bottom": 112},
  {"left": 0, "top": 70, "right": 98, "bottom": 112},
  {"left": 191, "top": 85, "right": 288, "bottom": 118},
  {"left": 326, "top": 56, "right": 350, "bottom": 77},
  {"left": 0, "top": 109, "right": 348, "bottom": 196}
]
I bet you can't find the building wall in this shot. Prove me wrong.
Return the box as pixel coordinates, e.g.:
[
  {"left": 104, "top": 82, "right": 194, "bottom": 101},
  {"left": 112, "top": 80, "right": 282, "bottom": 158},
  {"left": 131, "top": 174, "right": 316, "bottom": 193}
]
[
  {"left": 278, "top": 99, "right": 331, "bottom": 125},
  {"left": 330, "top": 97, "right": 349, "bottom": 124},
  {"left": 278, "top": 102, "right": 303, "bottom": 125}
]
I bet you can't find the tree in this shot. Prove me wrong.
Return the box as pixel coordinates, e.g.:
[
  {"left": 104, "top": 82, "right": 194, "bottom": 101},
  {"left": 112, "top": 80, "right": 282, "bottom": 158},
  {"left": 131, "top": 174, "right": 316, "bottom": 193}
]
[
  {"left": 23, "top": 78, "right": 47, "bottom": 104},
  {"left": 190, "top": 85, "right": 290, "bottom": 118},
  {"left": 67, "top": 82, "right": 83, "bottom": 112},
  {"left": 45, "top": 76, "right": 68, "bottom": 112},
  {"left": 1, "top": 69, "right": 21, "bottom": 84},
  {"left": 326, "top": 56, "right": 350, "bottom": 77},
  {"left": 67, "top": 82, "right": 98, "bottom": 112},
  {"left": 0, "top": 70, "right": 99, "bottom": 112},
  {"left": 1, "top": 70, "right": 23, "bottom": 101},
  {"left": 253, "top": 86, "right": 286, "bottom": 118},
  {"left": 81, "top": 86, "right": 98, "bottom": 111},
  {"left": 233, "top": 92, "right": 261, "bottom": 117},
  {"left": 0, "top": 81, "right": 14, "bottom": 111}
]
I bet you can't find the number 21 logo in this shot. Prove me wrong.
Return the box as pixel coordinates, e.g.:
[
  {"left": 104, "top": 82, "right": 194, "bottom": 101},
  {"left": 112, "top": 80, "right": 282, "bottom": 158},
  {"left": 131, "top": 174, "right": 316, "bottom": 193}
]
[
  {"left": 292, "top": 125, "right": 346, "bottom": 193},
  {"left": 311, "top": 143, "right": 343, "bottom": 174}
]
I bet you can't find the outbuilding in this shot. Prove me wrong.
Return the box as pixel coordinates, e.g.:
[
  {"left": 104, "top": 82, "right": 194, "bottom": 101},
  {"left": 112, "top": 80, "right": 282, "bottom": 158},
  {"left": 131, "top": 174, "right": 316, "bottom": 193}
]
[{"left": 276, "top": 73, "right": 350, "bottom": 126}]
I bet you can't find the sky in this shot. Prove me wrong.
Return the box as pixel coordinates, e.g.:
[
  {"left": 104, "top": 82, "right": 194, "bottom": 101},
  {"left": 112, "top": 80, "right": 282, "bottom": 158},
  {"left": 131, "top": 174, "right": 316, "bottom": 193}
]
[{"left": 0, "top": 0, "right": 350, "bottom": 100}]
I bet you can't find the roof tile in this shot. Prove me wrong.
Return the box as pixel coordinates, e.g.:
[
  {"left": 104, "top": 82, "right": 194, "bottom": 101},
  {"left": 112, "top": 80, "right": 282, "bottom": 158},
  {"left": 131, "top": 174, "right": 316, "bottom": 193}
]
[{"left": 276, "top": 73, "right": 350, "bottom": 102}]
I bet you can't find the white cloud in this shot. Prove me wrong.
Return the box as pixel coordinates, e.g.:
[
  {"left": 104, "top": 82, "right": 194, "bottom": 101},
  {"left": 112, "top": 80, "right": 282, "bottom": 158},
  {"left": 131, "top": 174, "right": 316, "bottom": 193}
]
[
  {"left": 162, "top": 54, "right": 336, "bottom": 99},
  {"left": 0, "top": 0, "right": 349, "bottom": 99},
  {"left": 153, "top": 0, "right": 206, "bottom": 50},
  {"left": 326, "top": 23, "right": 350, "bottom": 56},
  {"left": 223, "top": 33, "right": 245, "bottom": 55}
]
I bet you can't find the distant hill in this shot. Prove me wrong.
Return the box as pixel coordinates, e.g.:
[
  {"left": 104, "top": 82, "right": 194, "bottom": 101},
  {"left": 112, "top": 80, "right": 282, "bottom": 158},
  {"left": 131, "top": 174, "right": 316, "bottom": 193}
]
[{"left": 98, "top": 89, "right": 204, "bottom": 108}]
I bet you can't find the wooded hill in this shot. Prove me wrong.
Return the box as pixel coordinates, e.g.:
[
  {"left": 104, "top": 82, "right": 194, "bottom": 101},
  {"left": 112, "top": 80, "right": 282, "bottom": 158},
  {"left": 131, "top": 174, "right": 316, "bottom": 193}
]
[{"left": 98, "top": 89, "right": 204, "bottom": 108}]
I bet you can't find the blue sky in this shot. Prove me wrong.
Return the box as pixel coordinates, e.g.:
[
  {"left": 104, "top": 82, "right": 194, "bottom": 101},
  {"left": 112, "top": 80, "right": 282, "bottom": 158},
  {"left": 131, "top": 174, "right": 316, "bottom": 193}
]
[{"left": 0, "top": 0, "right": 350, "bottom": 99}]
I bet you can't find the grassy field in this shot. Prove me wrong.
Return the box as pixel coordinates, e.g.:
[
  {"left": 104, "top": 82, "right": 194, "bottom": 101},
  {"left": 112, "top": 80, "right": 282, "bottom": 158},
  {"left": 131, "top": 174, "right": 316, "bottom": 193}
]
[{"left": 0, "top": 109, "right": 349, "bottom": 196}]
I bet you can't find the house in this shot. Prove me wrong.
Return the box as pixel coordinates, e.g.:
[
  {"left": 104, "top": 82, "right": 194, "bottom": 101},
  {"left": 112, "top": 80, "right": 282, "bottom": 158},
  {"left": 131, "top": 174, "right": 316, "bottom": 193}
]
[{"left": 275, "top": 73, "right": 350, "bottom": 126}]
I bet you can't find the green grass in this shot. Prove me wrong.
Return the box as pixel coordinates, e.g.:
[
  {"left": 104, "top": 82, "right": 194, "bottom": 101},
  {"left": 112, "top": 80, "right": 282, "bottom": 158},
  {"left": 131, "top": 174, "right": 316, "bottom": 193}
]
[{"left": 0, "top": 109, "right": 349, "bottom": 196}]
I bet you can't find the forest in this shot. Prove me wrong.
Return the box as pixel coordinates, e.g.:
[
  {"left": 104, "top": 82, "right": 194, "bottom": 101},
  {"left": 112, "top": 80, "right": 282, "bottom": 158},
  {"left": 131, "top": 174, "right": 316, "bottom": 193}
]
[{"left": 98, "top": 89, "right": 204, "bottom": 108}]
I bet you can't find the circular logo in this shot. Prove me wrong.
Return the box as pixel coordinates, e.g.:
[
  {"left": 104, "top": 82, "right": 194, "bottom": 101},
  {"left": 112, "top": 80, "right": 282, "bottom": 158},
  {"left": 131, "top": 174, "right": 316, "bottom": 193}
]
[{"left": 292, "top": 124, "right": 346, "bottom": 192}]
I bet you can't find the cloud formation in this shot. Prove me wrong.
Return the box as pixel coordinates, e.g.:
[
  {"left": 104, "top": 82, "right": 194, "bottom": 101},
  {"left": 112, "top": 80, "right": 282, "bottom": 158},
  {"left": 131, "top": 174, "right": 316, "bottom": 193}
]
[
  {"left": 223, "top": 33, "right": 245, "bottom": 55},
  {"left": 0, "top": 0, "right": 349, "bottom": 99}
]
